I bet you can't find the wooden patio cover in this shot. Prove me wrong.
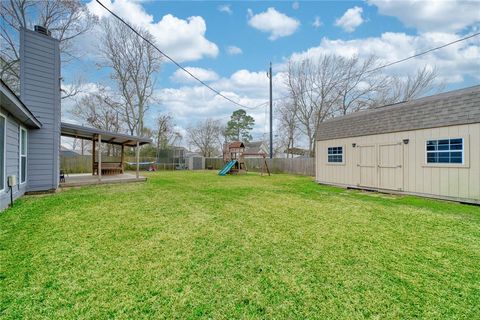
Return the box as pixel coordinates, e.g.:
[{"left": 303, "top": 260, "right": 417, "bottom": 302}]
[{"left": 61, "top": 122, "right": 151, "bottom": 180}]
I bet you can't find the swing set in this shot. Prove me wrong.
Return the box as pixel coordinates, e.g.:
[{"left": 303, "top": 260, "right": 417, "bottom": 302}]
[{"left": 218, "top": 141, "right": 270, "bottom": 176}]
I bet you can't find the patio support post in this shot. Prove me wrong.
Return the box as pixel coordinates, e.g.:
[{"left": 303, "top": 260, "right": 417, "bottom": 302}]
[
  {"left": 92, "top": 137, "right": 96, "bottom": 175},
  {"left": 136, "top": 140, "right": 140, "bottom": 179},
  {"left": 121, "top": 144, "right": 125, "bottom": 174},
  {"left": 98, "top": 134, "right": 102, "bottom": 181}
]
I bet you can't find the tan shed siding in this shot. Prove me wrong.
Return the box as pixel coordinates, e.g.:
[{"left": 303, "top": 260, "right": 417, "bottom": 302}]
[
  {"left": 470, "top": 123, "right": 480, "bottom": 200},
  {"left": 316, "top": 123, "right": 480, "bottom": 203}
]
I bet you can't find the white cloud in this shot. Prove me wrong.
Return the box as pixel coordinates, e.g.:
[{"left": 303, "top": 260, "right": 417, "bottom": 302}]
[
  {"left": 218, "top": 4, "right": 233, "bottom": 15},
  {"left": 86, "top": 0, "right": 218, "bottom": 62},
  {"left": 367, "top": 0, "right": 480, "bottom": 33},
  {"left": 335, "top": 6, "right": 364, "bottom": 32},
  {"left": 248, "top": 7, "right": 300, "bottom": 40},
  {"left": 171, "top": 67, "right": 219, "bottom": 83},
  {"left": 313, "top": 16, "right": 323, "bottom": 29},
  {"left": 288, "top": 32, "right": 480, "bottom": 84},
  {"left": 226, "top": 45, "right": 243, "bottom": 55},
  {"left": 292, "top": 1, "right": 300, "bottom": 10},
  {"left": 154, "top": 69, "right": 289, "bottom": 141}
]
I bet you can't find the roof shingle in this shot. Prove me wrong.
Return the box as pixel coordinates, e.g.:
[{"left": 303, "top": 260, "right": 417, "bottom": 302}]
[{"left": 317, "top": 85, "right": 480, "bottom": 141}]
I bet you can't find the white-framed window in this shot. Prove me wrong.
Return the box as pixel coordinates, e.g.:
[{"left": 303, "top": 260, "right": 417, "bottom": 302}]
[
  {"left": 426, "top": 138, "right": 463, "bottom": 164},
  {"left": 0, "top": 113, "right": 6, "bottom": 192},
  {"left": 19, "top": 127, "right": 27, "bottom": 184},
  {"left": 327, "top": 146, "right": 343, "bottom": 163}
]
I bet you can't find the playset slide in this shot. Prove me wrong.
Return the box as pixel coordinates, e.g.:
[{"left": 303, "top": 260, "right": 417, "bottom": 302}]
[{"left": 218, "top": 160, "right": 237, "bottom": 176}]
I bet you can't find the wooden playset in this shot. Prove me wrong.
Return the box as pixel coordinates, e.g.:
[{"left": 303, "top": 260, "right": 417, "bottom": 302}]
[{"left": 219, "top": 141, "right": 270, "bottom": 176}]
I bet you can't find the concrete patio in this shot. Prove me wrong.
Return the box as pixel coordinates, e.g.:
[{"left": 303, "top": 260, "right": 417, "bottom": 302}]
[{"left": 60, "top": 173, "right": 147, "bottom": 188}]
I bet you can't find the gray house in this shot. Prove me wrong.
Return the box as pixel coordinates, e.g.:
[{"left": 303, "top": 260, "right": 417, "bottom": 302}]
[
  {"left": 0, "top": 79, "right": 41, "bottom": 210},
  {"left": 0, "top": 26, "right": 149, "bottom": 210},
  {"left": 244, "top": 141, "right": 269, "bottom": 157}
]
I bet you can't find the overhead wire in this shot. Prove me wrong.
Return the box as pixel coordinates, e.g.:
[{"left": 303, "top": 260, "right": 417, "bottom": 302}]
[
  {"left": 95, "top": 0, "right": 258, "bottom": 110},
  {"left": 96, "top": 0, "right": 479, "bottom": 113},
  {"left": 250, "top": 31, "right": 480, "bottom": 108}
]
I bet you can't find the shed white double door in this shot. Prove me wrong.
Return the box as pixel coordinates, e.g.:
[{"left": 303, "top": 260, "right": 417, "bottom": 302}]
[{"left": 356, "top": 142, "right": 404, "bottom": 191}]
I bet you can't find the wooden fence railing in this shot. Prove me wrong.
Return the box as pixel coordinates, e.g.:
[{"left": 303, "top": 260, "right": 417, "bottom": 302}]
[
  {"left": 205, "top": 157, "right": 315, "bottom": 176},
  {"left": 62, "top": 155, "right": 316, "bottom": 176},
  {"left": 61, "top": 156, "right": 159, "bottom": 173},
  {"left": 61, "top": 155, "right": 93, "bottom": 173}
]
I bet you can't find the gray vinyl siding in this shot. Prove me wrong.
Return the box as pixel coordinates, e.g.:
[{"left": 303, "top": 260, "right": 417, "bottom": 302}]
[
  {"left": 20, "top": 28, "right": 60, "bottom": 192},
  {"left": 0, "top": 111, "right": 27, "bottom": 210}
]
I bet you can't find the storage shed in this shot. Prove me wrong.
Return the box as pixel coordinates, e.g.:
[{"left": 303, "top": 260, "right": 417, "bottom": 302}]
[
  {"left": 186, "top": 153, "right": 205, "bottom": 170},
  {"left": 315, "top": 86, "right": 480, "bottom": 204}
]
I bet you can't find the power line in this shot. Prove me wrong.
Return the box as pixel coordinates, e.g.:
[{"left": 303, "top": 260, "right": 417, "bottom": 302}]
[
  {"left": 365, "top": 32, "right": 480, "bottom": 74},
  {"left": 255, "top": 31, "right": 480, "bottom": 107},
  {"left": 96, "top": 0, "right": 479, "bottom": 112},
  {"left": 95, "top": 0, "right": 256, "bottom": 110}
]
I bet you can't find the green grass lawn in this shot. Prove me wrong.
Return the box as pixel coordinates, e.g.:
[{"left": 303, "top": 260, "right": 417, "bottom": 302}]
[{"left": 1, "top": 171, "right": 479, "bottom": 319}]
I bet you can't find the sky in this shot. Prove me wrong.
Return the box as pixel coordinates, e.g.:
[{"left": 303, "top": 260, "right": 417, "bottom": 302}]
[{"left": 62, "top": 0, "right": 480, "bottom": 145}]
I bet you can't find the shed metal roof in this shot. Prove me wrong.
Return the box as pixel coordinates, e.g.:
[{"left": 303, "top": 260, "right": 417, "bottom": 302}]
[
  {"left": 61, "top": 122, "right": 152, "bottom": 147},
  {"left": 317, "top": 85, "right": 480, "bottom": 141},
  {"left": 0, "top": 79, "right": 42, "bottom": 128}
]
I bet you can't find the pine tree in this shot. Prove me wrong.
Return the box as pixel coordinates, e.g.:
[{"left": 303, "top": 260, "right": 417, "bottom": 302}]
[{"left": 225, "top": 109, "right": 255, "bottom": 142}]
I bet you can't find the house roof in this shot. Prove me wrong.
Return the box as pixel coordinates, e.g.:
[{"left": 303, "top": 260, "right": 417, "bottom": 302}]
[
  {"left": 61, "top": 122, "right": 152, "bottom": 147},
  {"left": 0, "top": 79, "right": 42, "bottom": 128},
  {"left": 316, "top": 85, "right": 480, "bottom": 141},
  {"left": 60, "top": 146, "right": 81, "bottom": 157},
  {"left": 229, "top": 141, "right": 245, "bottom": 148},
  {"left": 285, "top": 147, "right": 309, "bottom": 155},
  {"left": 244, "top": 141, "right": 267, "bottom": 154},
  {"left": 185, "top": 152, "right": 203, "bottom": 158},
  {"left": 245, "top": 141, "right": 263, "bottom": 148}
]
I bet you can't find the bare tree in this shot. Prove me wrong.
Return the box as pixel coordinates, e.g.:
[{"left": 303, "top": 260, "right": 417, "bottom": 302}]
[
  {"left": 72, "top": 89, "right": 122, "bottom": 133},
  {"left": 0, "top": 0, "right": 95, "bottom": 93},
  {"left": 99, "top": 18, "right": 162, "bottom": 136},
  {"left": 276, "top": 99, "right": 299, "bottom": 158},
  {"left": 71, "top": 137, "right": 91, "bottom": 156},
  {"left": 286, "top": 59, "right": 313, "bottom": 155},
  {"left": 71, "top": 87, "right": 123, "bottom": 156},
  {"left": 373, "top": 66, "right": 440, "bottom": 107},
  {"left": 284, "top": 53, "right": 440, "bottom": 156},
  {"left": 286, "top": 55, "right": 342, "bottom": 155},
  {"left": 334, "top": 55, "right": 390, "bottom": 115},
  {"left": 187, "top": 119, "right": 223, "bottom": 157},
  {"left": 153, "top": 114, "right": 182, "bottom": 160}
]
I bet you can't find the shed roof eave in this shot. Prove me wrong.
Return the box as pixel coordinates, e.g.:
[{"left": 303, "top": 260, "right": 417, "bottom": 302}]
[{"left": 316, "top": 85, "right": 480, "bottom": 141}]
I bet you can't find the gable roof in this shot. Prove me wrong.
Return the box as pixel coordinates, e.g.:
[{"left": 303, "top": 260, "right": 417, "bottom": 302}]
[
  {"left": 245, "top": 141, "right": 268, "bottom": 154},
  {"left": 245, "top": 141, "right": 263, "bottom": 148},
  {"left": 317, "top": 85, "right": 480, "bottom": 141},
  {"left": 60, "top": 146, "right": 81, "bottom": 158},
  {"left": 0, "top": 79, "right": 42, "bottom": 128}
]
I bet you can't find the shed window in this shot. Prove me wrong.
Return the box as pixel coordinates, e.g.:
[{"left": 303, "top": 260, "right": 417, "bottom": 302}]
[
  {"left": 0, "top": 115, "right": 5, "bottom": 191},
  {"left": 20, "top": 128, "right": 27, "bottom": 184},
  {"left": 327, "top": 146, "right": 343, "bottom": 163},
  {"left": 426, "top": 138, "right": 463, "bottom": 164}
]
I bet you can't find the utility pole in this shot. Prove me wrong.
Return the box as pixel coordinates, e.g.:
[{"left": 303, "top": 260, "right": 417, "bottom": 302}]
[{"left": 267, "top": 62, "right": 273, "bottom": 159}]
